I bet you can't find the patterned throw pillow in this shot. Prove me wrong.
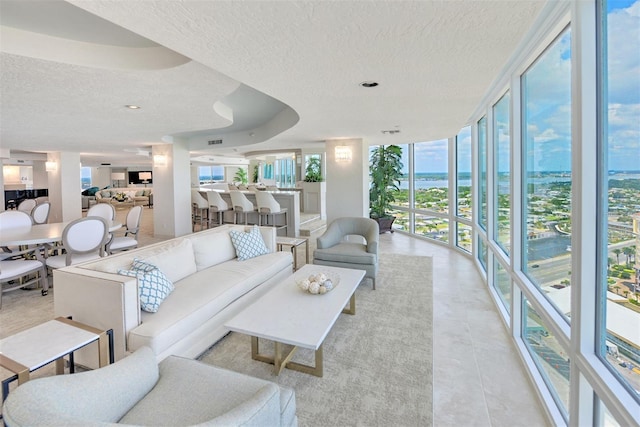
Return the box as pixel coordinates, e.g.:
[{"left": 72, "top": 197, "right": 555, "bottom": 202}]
[
  {"left": 229, "top": 225, "right": 269, "bottom": 261},
  {"left": 118, "top": 260, "right": 174, "bottom": 313}
]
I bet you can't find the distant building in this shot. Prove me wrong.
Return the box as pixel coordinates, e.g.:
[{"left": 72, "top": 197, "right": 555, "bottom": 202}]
[{"left": 634, "top": 213, "right": 640, "bottom": 283}]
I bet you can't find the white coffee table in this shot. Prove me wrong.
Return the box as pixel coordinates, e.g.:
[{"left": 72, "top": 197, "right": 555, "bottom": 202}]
[{"left": 225, "top": 264, "right": 365, "bottom": 377}]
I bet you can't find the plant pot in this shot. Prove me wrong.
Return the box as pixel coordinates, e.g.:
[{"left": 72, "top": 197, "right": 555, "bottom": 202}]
[{"left": 372, "top": 216, "right": 395, "bottom": 234}]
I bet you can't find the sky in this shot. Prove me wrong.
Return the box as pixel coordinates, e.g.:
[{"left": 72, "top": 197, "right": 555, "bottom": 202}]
[{"left": 402, "top": 0, "right": 639, "bottom": 175}]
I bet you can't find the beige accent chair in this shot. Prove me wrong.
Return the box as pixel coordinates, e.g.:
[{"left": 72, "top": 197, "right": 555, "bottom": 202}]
[
  {"left": 107, "top": 206, "right": 143, "bottom": 254},
  {"left": 313, "top": 217, "right": 379, "bottom": 289},
  {"left": 2, "top": 346, "right": 298, "bottom": 426}
]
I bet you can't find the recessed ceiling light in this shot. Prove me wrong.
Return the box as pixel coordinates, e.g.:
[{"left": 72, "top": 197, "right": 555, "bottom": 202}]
[
  {"left": 360, "top": 81, "right": 379, "bottom": 88},
  {"left": 125, "top": 105, "right": 141, "bottom": 109}
]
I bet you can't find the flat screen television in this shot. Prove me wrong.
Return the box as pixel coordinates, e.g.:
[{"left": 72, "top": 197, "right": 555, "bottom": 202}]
[{"left": 128, "top": 171, "right": 153, "bottom": 185}]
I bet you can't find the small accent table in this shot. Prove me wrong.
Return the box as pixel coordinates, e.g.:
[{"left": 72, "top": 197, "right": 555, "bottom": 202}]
[
  {"left": 0, "top": 317, "right": 114, "bottom": 401},
  {"left": 276, "top": 237, "right": 310, "bottom": 271}
]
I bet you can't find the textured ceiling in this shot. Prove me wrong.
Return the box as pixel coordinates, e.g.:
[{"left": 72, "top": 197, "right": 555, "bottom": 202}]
[{"left": 0, "top": 0, "right": 547, "bottom": 166}]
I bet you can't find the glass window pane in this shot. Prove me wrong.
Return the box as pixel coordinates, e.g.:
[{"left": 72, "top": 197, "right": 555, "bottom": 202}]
[
  {"left": 414, "top": 140, "right": 448, "bottom": 213},
  {"left": 522, "top": 28, "right": 572, "bottom": 318},
  {"left": 415, "top": 214, "right": 448, "bottom": 243},
  {"left": 597, "top": 398, "right": 623, "bottom": 427},
  {"left": 394, "top": 144, "right": 410, "bottom": 209},
  {"left": 478, "top": 117, "right": 488, "bottom": 230},
  {"left": 457, "top": 126, "right": 472, "bottom": 220},
  {"left": 81, "top": 167, "right": 92, "bottom": 189},
  {"left": 456, "top": 223, "right": 472, "bottom": 253},
  {"left": 599, "top": 0, "right": 640, "bottom": 398},
  {"left": 493, "top": 258, "right": 511, "bottom": 313},
  {"left": 523, "top": 298, "right": 570, "bottom": 415},
  {"left": 478, "top": 238, "right": 488, "bottom": 271},
  {"left": 494, "top": 92, "right": 511, "bottom": 254},
  {"left": 390, "top": 208, "right": 409, "bottom": 232}
]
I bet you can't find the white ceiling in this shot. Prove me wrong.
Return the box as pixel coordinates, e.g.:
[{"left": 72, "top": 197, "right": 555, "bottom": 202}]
[{"left": 0, "top": 0, "right": 547, "bottom": 167}]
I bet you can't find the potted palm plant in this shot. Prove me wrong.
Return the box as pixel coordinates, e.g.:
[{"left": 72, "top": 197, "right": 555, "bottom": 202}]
[
  {"left": 234, "top": 168, "right": 248, "bottom": 185},
  {"left": 369, "top": 144, "right": 403, "bottom": 233}
]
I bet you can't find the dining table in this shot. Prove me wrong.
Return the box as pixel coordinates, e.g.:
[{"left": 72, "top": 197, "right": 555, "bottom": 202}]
[{"left": 0, "top": 220, "right": 122, "bottom": 247}]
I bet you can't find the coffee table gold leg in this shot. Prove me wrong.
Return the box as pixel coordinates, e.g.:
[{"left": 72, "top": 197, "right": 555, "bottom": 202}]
[
  {"left": 286, "top": 345, "right": 323, "bottom": 377},
  {"left": 98, "top": 332, "right": 109, "bottom": 367},
  {"left": 55, "top": 358, "right": 65, "bottom": 375},
  {"left": 342, "top": 293, "right": 356, "bottom": 315}
]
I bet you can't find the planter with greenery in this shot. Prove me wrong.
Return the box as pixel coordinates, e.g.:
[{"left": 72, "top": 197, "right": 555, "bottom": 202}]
[
  {"left": 369, "top": 144, "right": 403, "bottom": 233},
  {"left": 304, "top": 156, "right": 323, "bottom": 182},
  {"left": 234, "top": 168, "right": 248, "bottom": 185}
]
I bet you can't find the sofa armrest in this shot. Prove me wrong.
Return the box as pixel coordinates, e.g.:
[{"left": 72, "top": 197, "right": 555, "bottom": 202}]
[
  {"left": 257, "top": 226, "right": 277, "bottom": 252},
  {"left": 54, "top": 267, "right": 141, "bottom": 367}
]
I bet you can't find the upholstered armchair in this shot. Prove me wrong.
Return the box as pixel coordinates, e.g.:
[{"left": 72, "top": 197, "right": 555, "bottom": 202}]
[
  {"left": 3, "top": 346, "right": 298, "bottom": 427},
  {"left": 313, "top": 217, "right": 379, "bottom": 289}
]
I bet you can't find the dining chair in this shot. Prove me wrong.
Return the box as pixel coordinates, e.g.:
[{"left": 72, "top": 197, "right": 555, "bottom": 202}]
[
  {"left": 107, "top": 205, "right": 143, "bottom": 254},
  {"left": 205, "top": 191, "right": 232, "bottom": 227},
  {"left": 17, "top": 199, "right": 37, "bottom": 214},
  {"left": 255, "top": 191, "right": 287, "bottom": 234},
  {"left": 87, "top": 203, "right": 116, "bottom": 222},
  {"left": 30, "top": 202, "right": 51, "bottom": 225},
  {"left": 1, "top": 249, "right": 48, "bottom": 308},
  {"left": 230, "top": 190, "right": 257, "bottom": 225},
  {"left": 0, "top": 211, "right": 33, "bottom": 255},
  {"left": 191, "top": 190, "right": 209, "bottom": 231},
  {"left": 45, "top": 217, "right": 108, "bottom": 270},
  {"left": 35, "top": 196, "right": 49, "bottom": 205}
]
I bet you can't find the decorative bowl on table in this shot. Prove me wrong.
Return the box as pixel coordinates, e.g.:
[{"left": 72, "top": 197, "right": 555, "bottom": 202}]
[{"left": 296, "top": 271, "right": 340, "bottom": 295}]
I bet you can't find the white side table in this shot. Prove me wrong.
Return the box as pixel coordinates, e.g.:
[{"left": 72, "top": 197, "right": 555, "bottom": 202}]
[
  {"left": 276, "top": 237, "right": 310, "bottom": 271},
  {"left": 0, "top": 317, "right": 114, "bottom": 401}
]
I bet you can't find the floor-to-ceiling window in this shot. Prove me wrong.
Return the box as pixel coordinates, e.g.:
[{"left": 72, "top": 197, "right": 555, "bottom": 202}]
[
  {"left": 371, "top": 3, "right": 639, "bottom": 422},
  {"left": 414, "top": 139, "right": 448, "bottom": 242},
  {"left": 522, "top": 28, "right": 573, "bottom": 318},
  {"left": 598, "top": 0, "right": 640, "bottom": 403}
]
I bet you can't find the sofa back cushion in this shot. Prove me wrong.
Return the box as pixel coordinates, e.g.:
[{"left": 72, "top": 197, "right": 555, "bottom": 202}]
[
  {"left": 142, "top": 238, "right": 197, "bottom": 283},
  {"left": 188, "top": 229, "right": 237, "bottom": 271}
]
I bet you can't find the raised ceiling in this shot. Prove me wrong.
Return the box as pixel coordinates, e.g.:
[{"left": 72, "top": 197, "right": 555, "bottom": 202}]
[{"left": 0, "top": 0, "right": 547, "bottom": 167}]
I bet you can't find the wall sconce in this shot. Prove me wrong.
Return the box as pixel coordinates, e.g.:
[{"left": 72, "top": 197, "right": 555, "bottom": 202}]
[
  {"left": 335, "top": 146, "right": 352, "bottom": 163},
  {"left": 45, "top": 161, "right": 57, "bottom": 172},
  {"left": 153, "top": 154, "right": 167, "bottom": 167}
]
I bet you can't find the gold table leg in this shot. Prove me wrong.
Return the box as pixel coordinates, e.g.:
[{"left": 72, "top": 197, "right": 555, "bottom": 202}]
[
  {"left": 250, "top": 337, "right": 324, "bottom": 377},
  {"left": 342, "top": 293, "right": 356, "bottom": 315}
]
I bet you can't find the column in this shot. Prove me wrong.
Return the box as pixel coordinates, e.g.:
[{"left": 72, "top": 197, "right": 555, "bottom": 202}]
[
  {"left": 325, "top": 138, "right": 369, "bottom": 223},
  {"left": 47, "top": 152, "right": 81, "bottom": 222}
]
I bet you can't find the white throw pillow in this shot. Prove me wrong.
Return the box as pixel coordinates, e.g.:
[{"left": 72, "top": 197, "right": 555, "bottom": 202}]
[
  {"left": 118, "top": 260, "right": 174, "bottom": 313},
  {"left": 229, "top": 225, "right": 269, "bottom": 261}
]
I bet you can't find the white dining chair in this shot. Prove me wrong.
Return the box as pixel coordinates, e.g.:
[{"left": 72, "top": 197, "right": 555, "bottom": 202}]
[
  {"left": 0, "top": 211, "right": 33, "bottom": 255},
  {"left": 17, "top": 199, "right": 37, "bottom": 214},
  {"left": 1, "top": 249, "right": 48, "bottom": 308},
  {"left": 107, "top": 206, "right": 143, "bottom": 254},
  {"left": 230, "top": 190, "right": 257, "bottom": 225},
  {"left": 45, "top": 217, "right": 108, "bottom": 270},
  {"left": 30, "top": 202, "right": 51, "bottom": 225},
  {"left": 205, "top": 191, "right": 232, "bottom": 227},
  {"left": 87, "top": 203, "right": 116, "bottom": 222},
  {"left": 191, "top": 190, "right": 209, "bottom": 231},
  {"left": 255, "top": 191, "right": 287, "bottom": 234}
]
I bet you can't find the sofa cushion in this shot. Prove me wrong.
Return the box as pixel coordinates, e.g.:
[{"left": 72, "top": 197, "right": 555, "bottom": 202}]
[
  {"left": 127, "top": 251, "right": 292, "bottom": 355},
  {"left": 135, "top": 190, "right": 144, "bottom": 196},
  {"left": 188, "top": 228, "right": 236, "bottom": 271},
  {"left": 118, "top": 262, "right": 174, "bottom": 313},
  {"left": 229, "top": 225, "right": 269, "bottom": 261},
  {"left": 142, "top": 238, "right": 197, "bottom": 283},
  {"left": 313, "top": 242, "right": 377, "bottom": 265}
]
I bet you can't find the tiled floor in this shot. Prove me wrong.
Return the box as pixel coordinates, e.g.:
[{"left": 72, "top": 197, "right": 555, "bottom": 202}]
[{"left": 377, "top": 231, "right": 549, "bottom": 426}]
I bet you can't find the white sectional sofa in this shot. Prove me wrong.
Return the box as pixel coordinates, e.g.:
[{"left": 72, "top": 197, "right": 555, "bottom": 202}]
[{"left": 53, "top": 225, "right": 293, "bottom": 368}]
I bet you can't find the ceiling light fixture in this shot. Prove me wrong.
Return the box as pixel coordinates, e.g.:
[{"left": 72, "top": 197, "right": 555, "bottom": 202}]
[
  {"left": 360, "top": 81, "right": 379, "bottom": 88},
  {"left": 125, "top": 105, "right": 141, "bottom": 109}
]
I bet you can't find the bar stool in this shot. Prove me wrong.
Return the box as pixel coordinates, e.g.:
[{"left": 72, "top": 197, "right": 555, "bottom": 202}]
[
  {"left": 255, "top": 191, "right": 287, "bottom": 235},
  {"left": 206, "top": 191, "right": 232, "bottom": 227},
  {"left": 230, "top": 190, "right": 257, "bottom": 225},
  {"left": 191, "top": 190, "right": 209, "bottom": 231}
]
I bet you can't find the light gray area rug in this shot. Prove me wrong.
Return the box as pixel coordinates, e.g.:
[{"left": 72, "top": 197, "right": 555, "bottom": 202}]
[{"left": 199, "top": 254, "right": 433, "bottom": 427}]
